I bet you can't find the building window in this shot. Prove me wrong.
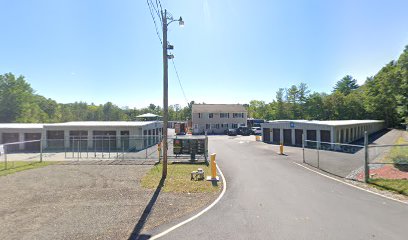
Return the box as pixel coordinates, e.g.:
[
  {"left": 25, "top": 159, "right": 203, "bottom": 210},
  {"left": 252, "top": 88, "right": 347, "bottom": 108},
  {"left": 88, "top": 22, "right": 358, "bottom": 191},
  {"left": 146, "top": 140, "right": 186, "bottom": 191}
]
[
  {"left": 209, "top": 113, "right": 213, "bottom": 118},
  {"left": 232, "top": 123, "right": 238, "bottom": 128},
  {"left": 194, "top": 124, "right": 198, "bottom": 129},
  {"left": 198, "top": 113, "right": 202, "bottom": 118},
  {"left": 233, "top": 113, "right": 244, "bottom": 118},
  {"left": 206, "top": 124, "right": 210, "bottom": 129},
  {"left": 220, "top": 113, "right": 229, "bottom": 118},
  {"left": 215, "top": 124, "right": 220, "bottom": 129}
]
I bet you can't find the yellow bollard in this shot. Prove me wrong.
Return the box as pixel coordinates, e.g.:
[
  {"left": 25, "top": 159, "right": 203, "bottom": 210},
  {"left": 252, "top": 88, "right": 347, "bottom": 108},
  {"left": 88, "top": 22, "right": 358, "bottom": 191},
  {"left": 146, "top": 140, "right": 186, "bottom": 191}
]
[
  {"left": 158, "top": 142, "right": 162, "bottom": 161},
  {"left": 255, "top": 135, "right": 260, "bottom": 141},
  {"left": 207, "top": 153, "right": 219, "bottom": 181},
  {"left": 280, "top": 144, "right": 284, "bottom": 155}
]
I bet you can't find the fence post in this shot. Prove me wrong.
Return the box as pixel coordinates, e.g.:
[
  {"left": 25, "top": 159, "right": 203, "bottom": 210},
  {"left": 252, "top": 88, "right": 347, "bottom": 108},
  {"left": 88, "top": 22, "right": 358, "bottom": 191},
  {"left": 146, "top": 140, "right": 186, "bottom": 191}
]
[
  {"left": 205, "top": 132, "right": 208, "bottom": 162},
  {"left": 122, "top": 139, "right": 125, "bottom": 160},
  {"left": 94, "top": 136, "right": 96, "bottom": 158},
  {"left": 77, "top": 139, "right": 80, "bottom": 161},
  {"left": 316, "top": 140, "right": 320, "bottom": 169},
  {"left": 102, "top": 136, "right": 104, "bottom": 158},
  {"left": 364, "top": 131, "right": 369, "bottom": 183},
  {"left": 108, "top": 136, "right": 111, "bottom": 158},
  {"left": 40, "top": 139, "right": 43, "bottom": 163},
  {"left": 302, "top": 133, "right": 305, "bottom": 163},
  {"left": 3, "top": 145, "right": 7, "bottom": 170}
]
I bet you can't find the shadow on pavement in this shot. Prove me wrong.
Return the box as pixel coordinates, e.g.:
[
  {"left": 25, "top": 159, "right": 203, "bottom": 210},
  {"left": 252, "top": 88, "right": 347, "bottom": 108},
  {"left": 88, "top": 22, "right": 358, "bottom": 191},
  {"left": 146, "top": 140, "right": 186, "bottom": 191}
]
[{"left": 128, "top": 177, "right": 165, "bottom": 240}]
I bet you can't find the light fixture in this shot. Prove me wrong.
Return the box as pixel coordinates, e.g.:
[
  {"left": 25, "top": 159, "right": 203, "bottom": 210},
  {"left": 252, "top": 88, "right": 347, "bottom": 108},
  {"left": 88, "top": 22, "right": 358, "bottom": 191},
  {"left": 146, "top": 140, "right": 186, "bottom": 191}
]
[{"left": 178, "top": 17, "right": 184, "bottom": 27}]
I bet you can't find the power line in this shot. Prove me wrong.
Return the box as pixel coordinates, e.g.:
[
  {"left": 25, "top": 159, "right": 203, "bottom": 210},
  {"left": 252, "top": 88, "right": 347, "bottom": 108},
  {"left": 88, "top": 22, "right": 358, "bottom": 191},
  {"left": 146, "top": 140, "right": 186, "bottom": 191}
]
[
  {"left": 146, "top": 0, "right": 162, "bottom": 44},
  {"left": 171, "top": 58, "right": 189, "bottom": 105},
  {"left": 149, "top": 0, "right": 162, "bottom": 24},
  {"left": 155, "top": 0, "right": 163, "bottom": 13}
]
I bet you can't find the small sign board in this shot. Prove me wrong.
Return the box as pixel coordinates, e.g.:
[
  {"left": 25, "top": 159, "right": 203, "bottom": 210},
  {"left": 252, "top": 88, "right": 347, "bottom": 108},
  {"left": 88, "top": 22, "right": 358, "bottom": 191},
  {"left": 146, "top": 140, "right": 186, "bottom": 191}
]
[
  {"left": 290, "top": 122, "right": 295, "bottom": 128},
  {"left": 0, "top": 145, "right": 4, "bottom": 155}
]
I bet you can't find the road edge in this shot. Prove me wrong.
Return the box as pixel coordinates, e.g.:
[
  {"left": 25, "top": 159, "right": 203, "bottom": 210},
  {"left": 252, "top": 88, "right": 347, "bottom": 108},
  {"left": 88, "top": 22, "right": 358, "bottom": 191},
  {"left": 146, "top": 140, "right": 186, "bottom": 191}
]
[
  {"left": 150, "top": 164, "right": 227, "bottom": 239},
  {"left": 293, "top": 162, "right": 408, "bottom": 205}
]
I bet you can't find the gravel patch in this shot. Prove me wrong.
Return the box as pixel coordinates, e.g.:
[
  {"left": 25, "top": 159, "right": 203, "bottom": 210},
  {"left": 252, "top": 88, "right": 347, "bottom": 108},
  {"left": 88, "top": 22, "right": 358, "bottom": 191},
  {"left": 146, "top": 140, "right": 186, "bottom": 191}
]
[{"left": 0, "top": 163, "right": 220, "bottom": 240}]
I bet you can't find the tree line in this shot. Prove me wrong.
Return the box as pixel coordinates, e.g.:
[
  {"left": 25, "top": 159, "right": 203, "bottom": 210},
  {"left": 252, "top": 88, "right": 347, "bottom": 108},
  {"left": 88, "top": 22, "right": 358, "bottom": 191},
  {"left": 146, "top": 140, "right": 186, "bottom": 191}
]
[
  {"left": 0, "top": 72, "right": 194, "bottom": 123},
  {"left": 247, "top": 45, "right": 408, "bottom": 127},
  {"left": 1, "top": 46, "right": 407, "bottom": 127}
]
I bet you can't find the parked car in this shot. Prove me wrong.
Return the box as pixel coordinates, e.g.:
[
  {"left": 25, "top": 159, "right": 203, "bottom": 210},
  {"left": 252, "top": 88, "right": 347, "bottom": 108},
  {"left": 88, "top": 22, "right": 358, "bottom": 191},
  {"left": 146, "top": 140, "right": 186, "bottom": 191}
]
[
  {"left": 251, "top": 127, "right": 262, "bottom": 135},
  {"left": 226, "top": 128, "right": 238, "bottom": 136},
  {"left": 236, "top": 126, "right": 251, "bottom": 136}
]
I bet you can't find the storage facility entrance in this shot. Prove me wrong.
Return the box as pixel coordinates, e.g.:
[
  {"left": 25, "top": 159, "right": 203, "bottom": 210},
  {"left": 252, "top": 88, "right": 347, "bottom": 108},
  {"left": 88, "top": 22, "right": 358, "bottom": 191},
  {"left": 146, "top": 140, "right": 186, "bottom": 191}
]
[
  {"left": 2, "top": 133, "right": 19, "bottom": 151},
  {"left": 70, "top": 131, "right": 88, "bottom": 151},
  {"left": 295, "top": 129, "right": 303, "bottom": 146},
  {"left": 272, "top": 128, "right": 280, "bottom": 144},
  {"left": 283, "top": 129, "right": 292, "bottom": 145},
  {"left": 306, "top": 130, "right": 317, "bottom": 141},
  {"left": 24, "top": 133, "right": 41, "bottom": 151},
  {"left": 93, "top": 131, "right": 116, "bottom": 151},
  {"left": 262, "top": 128, "right": 270, "bottom": 142},
  {"left": 121, "top": 131, "right": 130, "bottom": 150},
  {"left": 46, "top": 131, "right": 65, "bottom": 150},
  {"left": 320, "top": 130, "right": 331, "bottom": 143}
]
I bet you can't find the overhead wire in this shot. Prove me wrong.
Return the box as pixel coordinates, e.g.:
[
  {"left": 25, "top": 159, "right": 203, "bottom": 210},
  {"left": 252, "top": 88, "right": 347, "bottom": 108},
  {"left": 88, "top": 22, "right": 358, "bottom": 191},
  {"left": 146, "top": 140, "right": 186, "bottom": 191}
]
[
  {"left": 147, "top": 0, "right": 190, "bottom": 106},
  {"left": 146, "top": 0, "right": 162, "bottom": 44},
  {"left": 171, "top": 58, "right": 189, "bottom": 105}
]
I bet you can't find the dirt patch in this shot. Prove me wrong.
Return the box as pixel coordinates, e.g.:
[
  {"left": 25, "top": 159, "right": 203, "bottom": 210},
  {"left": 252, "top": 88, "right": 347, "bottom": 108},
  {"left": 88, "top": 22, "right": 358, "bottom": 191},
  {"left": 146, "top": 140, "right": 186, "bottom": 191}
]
[
  {"left": 368, "top": 165, "right": 408, "bottom": 179},
  {"left": 0, "top": 163, "right": 221, "bottom": 240}
]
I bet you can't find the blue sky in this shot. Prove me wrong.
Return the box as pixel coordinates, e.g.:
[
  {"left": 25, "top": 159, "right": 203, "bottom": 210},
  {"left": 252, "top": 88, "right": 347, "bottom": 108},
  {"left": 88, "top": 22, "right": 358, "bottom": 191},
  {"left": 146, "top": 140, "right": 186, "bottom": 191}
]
[{"left": 1, "top": 0, "right": 408, "bottom": 108}]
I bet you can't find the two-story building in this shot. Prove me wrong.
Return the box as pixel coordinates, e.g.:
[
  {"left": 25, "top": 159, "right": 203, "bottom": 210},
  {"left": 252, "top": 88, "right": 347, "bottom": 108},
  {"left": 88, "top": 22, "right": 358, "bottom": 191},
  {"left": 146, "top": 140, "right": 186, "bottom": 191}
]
[{"left": 192, "top": 104, "right": 248, "bottom": 134}]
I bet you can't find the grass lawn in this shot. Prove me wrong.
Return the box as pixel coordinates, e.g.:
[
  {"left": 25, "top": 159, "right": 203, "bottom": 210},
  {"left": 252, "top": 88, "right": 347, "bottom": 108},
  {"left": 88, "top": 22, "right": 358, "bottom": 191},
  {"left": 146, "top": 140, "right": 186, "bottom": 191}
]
[
  {"left": 368, "top": 178, "right": 408, "bottom": 196},
  {"left": 141, "top": 163, "right": 222, "bottom": 193},
  {"left": 0, "top": 161, "right": 57, "bottom": 177},
  {"left": 389, "top": 137, "right": 408, "bottom": 165}
]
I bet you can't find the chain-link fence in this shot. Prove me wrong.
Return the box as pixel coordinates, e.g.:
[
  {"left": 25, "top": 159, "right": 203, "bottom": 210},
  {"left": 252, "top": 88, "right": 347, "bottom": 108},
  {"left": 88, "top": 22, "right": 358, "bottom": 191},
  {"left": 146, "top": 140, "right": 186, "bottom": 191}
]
[
  {"left": 368, "top": 144, "right": 408, "bottom": 180},
  {"left": 303, "top": 140, "right": 364, "bottom": 179},
  {"left": 1, "top": 140, "right": 43, "bottom": 171},
  {"left": 1, "top": 135, "right": 209, "bottom": 169},
  {"left": 303, "top": 132, "right": 408, "bottom": 182}
]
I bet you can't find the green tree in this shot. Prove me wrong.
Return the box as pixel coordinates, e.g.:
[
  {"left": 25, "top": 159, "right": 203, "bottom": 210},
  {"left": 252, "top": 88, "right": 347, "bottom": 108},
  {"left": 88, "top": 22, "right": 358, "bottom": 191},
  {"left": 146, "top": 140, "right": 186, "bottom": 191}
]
[
  {"left": 333, "top": 75, "right": 359, "bottom": 95},
  {"left": 0, "top": 73, "right": 37, "bottom": 122}
]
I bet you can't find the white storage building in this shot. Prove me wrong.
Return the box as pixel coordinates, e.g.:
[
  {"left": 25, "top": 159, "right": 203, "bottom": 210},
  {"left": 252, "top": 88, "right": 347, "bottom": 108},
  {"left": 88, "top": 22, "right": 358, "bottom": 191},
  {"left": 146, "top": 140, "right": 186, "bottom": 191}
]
[
  {"left": 261, "top": 120, "right": 384, "bottom": 145},
  {"left": 0, "top": 121, "right": 163, "bottom": 151}
]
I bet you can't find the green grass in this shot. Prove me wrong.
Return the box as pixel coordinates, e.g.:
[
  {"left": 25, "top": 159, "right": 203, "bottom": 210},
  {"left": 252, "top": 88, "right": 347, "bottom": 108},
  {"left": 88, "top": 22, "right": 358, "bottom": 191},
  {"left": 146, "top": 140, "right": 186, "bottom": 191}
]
[
  {"left": 368, "top": 178, "right": 408, "bottom": 196},
  {"left": 389, "top": 137, "right": 408, "bottom": 165},
  {"left": 0, "top": 161, "right": 57, "bottom": 177},
  {"left": 141, "top": 163, "right": 222, "bottom": 193}
]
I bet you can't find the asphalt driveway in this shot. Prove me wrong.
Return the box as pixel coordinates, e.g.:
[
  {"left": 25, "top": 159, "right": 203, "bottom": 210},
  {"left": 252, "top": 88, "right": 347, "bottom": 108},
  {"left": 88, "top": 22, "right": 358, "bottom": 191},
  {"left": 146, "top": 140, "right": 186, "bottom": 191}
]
[{"left": 148, "top": 135, "right": 408, "bottom": 240}]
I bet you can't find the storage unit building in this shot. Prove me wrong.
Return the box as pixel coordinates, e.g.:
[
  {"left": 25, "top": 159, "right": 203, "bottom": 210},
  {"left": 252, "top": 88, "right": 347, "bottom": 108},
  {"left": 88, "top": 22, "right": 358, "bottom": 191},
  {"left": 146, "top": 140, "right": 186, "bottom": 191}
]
[
  {"left": 0, "top": 121, "right": 163, "bottom": 151},
  {"left": 43, "top": 121, "right": 163, "bottom": 150},
  {"left": 261, "top": 120, "right": 384, "bottom": 145},
  {"left": 0, "top": 124, "right": 43, "bottom": 151}
]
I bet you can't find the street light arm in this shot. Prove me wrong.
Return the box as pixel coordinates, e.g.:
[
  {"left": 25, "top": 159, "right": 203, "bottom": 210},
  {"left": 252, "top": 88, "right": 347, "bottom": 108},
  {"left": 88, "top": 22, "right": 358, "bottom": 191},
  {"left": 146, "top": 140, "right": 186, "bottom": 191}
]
[{"left": 166, "top": 15, "right": 183, "bottom": 26}]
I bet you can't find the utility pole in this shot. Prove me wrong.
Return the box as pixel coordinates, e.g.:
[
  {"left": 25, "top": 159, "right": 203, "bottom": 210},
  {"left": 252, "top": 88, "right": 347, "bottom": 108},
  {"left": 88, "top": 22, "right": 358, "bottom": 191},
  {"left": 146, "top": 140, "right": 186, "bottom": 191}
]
[
  {"left": 158, "top": 8, "right": 183, "bottom": 179},
  {"left": 162, "top": 9, "right": 169, "bottom": 178}
]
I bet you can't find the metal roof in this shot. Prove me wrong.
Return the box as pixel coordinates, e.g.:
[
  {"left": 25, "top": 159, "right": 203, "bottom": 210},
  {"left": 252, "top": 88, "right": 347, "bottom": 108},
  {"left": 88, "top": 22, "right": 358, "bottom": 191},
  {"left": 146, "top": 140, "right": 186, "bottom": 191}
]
[
  {"left": 192, "top": 104, "right": 247, "bottom": 113},
  {"left": 136, "top": 113, "right": 162, "bottom": 118},
  {"left": 264, "top": 120, "right": 384, "bottom": 126},
  {"left": 0, "top": 123, "right": 44, "bottom": 129},
  {"left": 44, "top": 121, "right": 160, "bottom": 127}
]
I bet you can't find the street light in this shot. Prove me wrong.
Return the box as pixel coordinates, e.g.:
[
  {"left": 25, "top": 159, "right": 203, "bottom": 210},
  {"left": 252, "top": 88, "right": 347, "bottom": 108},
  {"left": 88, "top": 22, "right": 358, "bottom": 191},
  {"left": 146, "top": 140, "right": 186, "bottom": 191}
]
[{"left": 161, "top": 9, "right": 183, "bottom": 179}]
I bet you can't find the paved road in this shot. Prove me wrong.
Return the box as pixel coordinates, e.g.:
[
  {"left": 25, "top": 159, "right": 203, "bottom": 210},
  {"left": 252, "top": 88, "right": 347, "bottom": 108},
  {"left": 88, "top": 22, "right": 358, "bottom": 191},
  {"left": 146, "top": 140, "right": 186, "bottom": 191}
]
[{"left": 149, "top": 135, "right": 408, "bottom": 240}]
